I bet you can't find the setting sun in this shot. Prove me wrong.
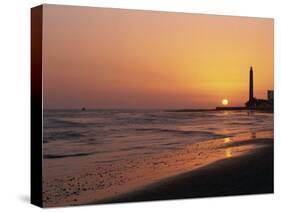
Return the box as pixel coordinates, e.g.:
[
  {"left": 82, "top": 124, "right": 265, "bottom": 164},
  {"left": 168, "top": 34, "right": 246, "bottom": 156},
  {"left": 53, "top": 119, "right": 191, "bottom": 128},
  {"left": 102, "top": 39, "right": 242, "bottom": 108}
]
[{"left": 222, "top": 99, "right": 229, "bottom": 106}]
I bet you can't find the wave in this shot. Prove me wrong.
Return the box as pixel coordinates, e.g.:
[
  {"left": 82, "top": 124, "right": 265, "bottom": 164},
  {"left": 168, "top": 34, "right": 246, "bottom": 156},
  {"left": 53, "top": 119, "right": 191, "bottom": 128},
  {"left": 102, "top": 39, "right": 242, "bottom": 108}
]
[
  {"left": 44, "top": 118, "right": 104, "bottom": 129},
  {"left": 44, "top": 152, "right": 93, "bottom": 159},
  {"left": 44, "top": 131, "right": 84, "bottom": 141},
  {"left": 119, "top": 146, "right": 146, "bottom": 151},
  {"left": 135, "top": 128, "right": 225, "bottom": 139},
  {"left": 44, "top": 118, "right": 82, "bottom": 128},
  {"left": 43, "top": 149, "right": 112, "bottom": 159},
  {"left": 228, "top": 122, "right": 254, "bottom": 125}
]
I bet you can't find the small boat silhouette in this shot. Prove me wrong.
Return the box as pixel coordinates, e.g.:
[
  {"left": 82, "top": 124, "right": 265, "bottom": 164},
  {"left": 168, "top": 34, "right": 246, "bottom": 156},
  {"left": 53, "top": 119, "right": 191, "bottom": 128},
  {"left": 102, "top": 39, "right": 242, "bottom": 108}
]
[{"left": 81, "top": 107, "right": 86, "bottom": 111}]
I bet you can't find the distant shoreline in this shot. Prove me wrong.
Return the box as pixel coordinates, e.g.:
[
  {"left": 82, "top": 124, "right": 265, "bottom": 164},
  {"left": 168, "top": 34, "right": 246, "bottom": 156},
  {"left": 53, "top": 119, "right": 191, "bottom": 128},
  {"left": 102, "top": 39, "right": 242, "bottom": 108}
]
[
  {"left": 43, "top": 108, "right": 273, "bottom": 113},
  {"left": 167, "top": 107, "right": 273, "bottom": 113}
]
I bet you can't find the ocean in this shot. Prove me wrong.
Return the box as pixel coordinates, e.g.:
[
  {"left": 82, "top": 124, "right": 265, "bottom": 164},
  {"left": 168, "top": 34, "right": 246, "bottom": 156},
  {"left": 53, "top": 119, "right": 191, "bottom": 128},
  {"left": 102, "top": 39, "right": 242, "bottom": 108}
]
[
  {"left": 42, "top": 109, "right": 273, "bottom": 206},
  {"left": 43, "top": 109, "right": 273, "bottom": 161}
]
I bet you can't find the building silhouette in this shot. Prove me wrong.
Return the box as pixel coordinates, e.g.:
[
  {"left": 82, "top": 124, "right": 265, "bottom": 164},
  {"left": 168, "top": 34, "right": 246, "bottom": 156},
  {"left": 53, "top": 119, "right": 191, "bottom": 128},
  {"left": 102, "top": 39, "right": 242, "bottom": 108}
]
[{"left": 268, "top": 90, "right": 274, "bottom": 101}]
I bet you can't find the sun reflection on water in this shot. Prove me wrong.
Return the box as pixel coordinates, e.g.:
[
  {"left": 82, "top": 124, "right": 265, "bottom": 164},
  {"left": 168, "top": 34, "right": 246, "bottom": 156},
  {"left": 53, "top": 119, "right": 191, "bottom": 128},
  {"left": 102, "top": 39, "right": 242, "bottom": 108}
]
[
  {"left": 223, "top": 111, "right": 230, "bottom": 115},
  {"left": 224, "top": 137, "right": 231, "bottom": 143},
  {"left": 225, "top": 148, "right": 232, "bottom": 158}
]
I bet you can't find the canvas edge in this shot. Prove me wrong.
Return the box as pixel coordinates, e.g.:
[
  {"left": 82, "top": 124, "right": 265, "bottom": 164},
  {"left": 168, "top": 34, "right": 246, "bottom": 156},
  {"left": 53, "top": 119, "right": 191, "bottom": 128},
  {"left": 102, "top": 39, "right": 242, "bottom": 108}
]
[{"left": 31, "top": 4, "right": 43, "bottom": 208}]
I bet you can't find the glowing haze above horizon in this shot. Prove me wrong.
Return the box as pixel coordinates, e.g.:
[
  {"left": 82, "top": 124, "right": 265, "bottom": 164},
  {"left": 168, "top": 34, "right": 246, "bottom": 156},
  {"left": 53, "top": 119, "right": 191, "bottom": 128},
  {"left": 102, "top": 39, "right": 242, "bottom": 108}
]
[{"left": 43, "top": 5, "right": 273, "bottom": 109}]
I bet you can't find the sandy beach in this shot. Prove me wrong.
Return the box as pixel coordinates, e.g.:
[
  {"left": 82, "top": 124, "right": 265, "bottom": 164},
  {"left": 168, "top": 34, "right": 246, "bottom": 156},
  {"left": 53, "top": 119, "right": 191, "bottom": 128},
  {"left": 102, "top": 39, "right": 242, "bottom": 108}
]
[
  {"left": 43, "top": 128, "right": 273, "bottom": 207},
  {"left": 98, "top": 139, "right": 273, "bottom": 204}
]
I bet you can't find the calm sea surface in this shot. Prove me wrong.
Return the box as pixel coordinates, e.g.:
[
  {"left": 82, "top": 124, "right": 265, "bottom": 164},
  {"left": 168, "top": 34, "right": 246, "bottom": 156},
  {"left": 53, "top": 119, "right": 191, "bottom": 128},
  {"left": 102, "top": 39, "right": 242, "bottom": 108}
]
[{"left": 43, "top": 109, "right": 273, "bottom": 163}]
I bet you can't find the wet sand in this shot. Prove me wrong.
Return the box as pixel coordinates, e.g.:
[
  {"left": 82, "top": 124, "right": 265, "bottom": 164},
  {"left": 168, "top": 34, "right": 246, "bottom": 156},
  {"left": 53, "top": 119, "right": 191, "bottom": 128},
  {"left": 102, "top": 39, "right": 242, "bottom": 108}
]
[
  {"left": 43, "top": 134, "right": 273, "bottom": 207},
  {"left": 98, "top": 139, "right": 273, "bottom": 204}
]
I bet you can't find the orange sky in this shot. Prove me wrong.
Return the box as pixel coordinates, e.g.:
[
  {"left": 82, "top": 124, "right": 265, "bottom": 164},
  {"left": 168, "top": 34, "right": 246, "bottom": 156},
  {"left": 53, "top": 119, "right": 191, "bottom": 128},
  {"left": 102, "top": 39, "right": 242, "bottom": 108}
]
[{"left": 43, "top": 4, "right": 273, "bottom": 109}]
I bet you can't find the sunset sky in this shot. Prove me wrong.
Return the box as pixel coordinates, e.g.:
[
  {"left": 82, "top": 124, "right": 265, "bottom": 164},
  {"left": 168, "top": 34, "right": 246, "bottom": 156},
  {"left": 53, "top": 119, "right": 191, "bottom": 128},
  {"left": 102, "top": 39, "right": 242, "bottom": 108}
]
[{"left": 43, "top": 5, "right": 273, "bottom": 109}]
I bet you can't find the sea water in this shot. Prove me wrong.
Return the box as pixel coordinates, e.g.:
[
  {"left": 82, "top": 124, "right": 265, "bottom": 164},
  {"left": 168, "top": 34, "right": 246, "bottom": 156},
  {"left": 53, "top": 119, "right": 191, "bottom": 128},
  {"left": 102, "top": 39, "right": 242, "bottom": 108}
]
[{"left": 43, "top": 109, "right": 273, "bottom": 162}]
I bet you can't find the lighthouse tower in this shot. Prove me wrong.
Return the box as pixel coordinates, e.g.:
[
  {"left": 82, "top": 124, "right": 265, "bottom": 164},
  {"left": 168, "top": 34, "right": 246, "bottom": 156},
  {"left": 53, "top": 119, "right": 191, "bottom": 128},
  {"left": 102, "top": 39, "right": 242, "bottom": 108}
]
[
  {"left": 246, "top": 66, "right": 257, "bottom": 108},
  {"left": 249, "top": 66, "right": 254, "bottom": 103}
]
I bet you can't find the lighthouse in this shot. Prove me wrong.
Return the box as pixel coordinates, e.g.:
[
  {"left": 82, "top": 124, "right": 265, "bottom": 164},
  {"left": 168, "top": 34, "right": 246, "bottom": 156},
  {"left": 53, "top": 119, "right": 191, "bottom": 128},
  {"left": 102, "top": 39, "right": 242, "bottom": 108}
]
[
  {"left": 245, "top": 66, "right": 257, "bottom": 109},
  {"left": 249, "top": 66, "right": 254, "bottom": 103}
]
